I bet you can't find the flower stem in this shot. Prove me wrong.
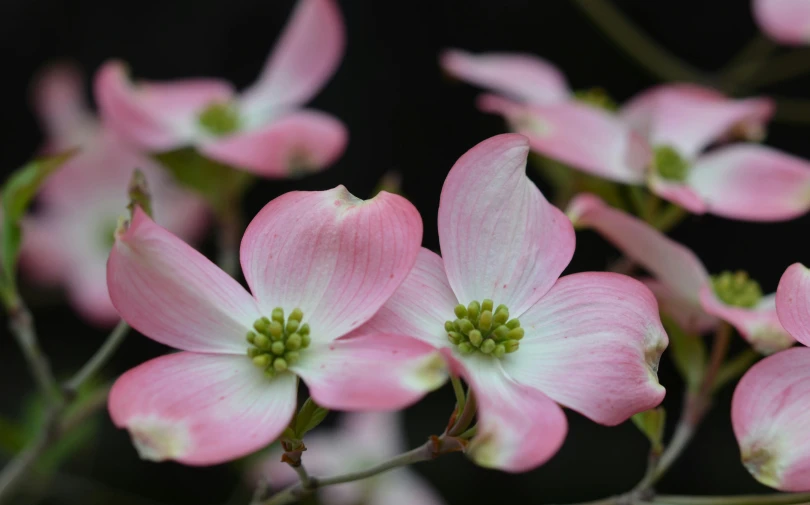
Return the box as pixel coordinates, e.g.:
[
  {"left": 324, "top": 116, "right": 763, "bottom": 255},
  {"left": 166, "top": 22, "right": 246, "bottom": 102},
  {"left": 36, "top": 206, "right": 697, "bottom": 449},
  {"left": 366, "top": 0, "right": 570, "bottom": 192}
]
[
  {"left": 745, "top": 48, "right": 810, "bottom": 91},
  {"left": 290, "top": 464, "right": 311, "bottom": 489},
  {"left": 63, "top": 320, "right": 130, "bottom": 396},
  {"left": 450, "top": 374, "right": 466, "bottom": 412},
  {"left": 6, "top": 300, "right": 60, "bottom": 404},
  {"left": 653, "top": 493, "right": 810, "bottom": 505},
  {"left": 447, "top": 389, "right": 477, "bottom": 437}
]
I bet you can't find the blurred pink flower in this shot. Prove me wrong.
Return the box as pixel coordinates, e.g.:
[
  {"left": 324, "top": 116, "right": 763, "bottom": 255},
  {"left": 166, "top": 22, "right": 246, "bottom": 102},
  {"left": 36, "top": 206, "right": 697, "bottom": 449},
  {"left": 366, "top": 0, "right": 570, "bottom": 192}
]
[
  {"left": 96, "top": 0, "right": 347, "bottom": 178},
  {"left": 254, "top": 412, "right": 445, "bottom": 505},
  {"left": 568, "top": 194, "right": 794, "bottom": 353},
  {"left": 353, "top": 134, "right": 667, "bottom": 472},
  {"left": 731, "top": 263, "right": 810, "bottom": 490},
  {"left": 107, "top": 187, "right": 446, "bottom": 465},
  {"left": 753, "top": 0, "right": 810, "bottom": 45},
  {"left": 21, "top": 63, "right": 207, "bottom": 327}
]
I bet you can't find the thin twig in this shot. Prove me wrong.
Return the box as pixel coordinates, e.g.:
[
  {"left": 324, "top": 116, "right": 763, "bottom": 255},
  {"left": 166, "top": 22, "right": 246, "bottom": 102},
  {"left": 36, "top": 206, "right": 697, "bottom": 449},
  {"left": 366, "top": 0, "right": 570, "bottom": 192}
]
[
  {"left": 7, "top": 301, "right": 59, "bottom": 404},
  {"left": 63, "top": 321, "right": 130, "bottom": 395},
  {"left": 653, "top": 493, "right": 810, "bottom": 505},
  {"left": 745, "top": 48, "right": 810, "bottom": 90},
  {"left": 216, "top": 205, "right": 243, "bottom": 278}
]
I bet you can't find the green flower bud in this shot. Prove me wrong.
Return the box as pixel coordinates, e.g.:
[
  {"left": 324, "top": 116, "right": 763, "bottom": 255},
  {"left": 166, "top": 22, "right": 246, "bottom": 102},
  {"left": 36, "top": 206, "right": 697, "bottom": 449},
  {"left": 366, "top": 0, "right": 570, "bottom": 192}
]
[
  {"left": 479, "top": 310, "right": 493, "bottom": 331},
  {"left": 253, "top": 317, "right": 271, "bottom": 334},
  {"left": 272, "top": 307, "right": 285, "bottom": 323},
  {"left": 301, "top": 334, "right": 312, "bottom": 348},
  {"left": 457, "top": 318, "right": 474, "bottom": 335},
  {"left": 285, "top": 351, "right": 301, "bottom": 364},
  {"left": 286, "top": 319, "right": 300, "bottom": 334},
  {"left": 269, "top": 321, "right": 284, "bottom": 340},
  {"left": 458, "top": 342, "right": 474, "bottom": 354},
  {"left": 286, "top": 333, "right": 302, "bottom": 351},
  {"left": 493, "top": 309, "right": 509, "bottom": 326},
  {"left": 493, "top": 344, "right": 507, "bottom": 358},
  {"left": 299, "top": 323, "right": 310, "bottom": 336},
  {"left": 445, "top": 321, "right": 456, "bottom": 333},
  {"left": 493, "top": 325, "right": 510, "bottom": 340},
  {"left": 495, "top": 304, "right": 509, "bottom": 316},
  {"left": 506, "top": 318, "right": 521, "bottom": 329},
  {"left": 454, "top": 304, "right": 468, "bottom": 319},
  {"left": 469, "top": 330, "right": 483, "bottom": 347},
  {"left": 506, "top": 327, "right": 525, "bottom": 341},
  {"left": 289, "top": 308, "right": 304, "bottom": 322},
  {"left": 504, "top": 340, "right": 520, "bottom": 353},
  {"left": 247, "top": 348, "right": 261, "bottom": 358},
  {"left": 271, "top": 341, "right": 286, "bottom": 355},
  {"left": 254, "top": 334, "right": 271, "bottom": 349},
  {"left": 264, "top": 368, "right": 276, "bottom": 379},
  {"left": 480, "top": 339, "right": 496, "bottom": 354},
  {"left": 467, "top": 301, "right": 481, "bottom": 321},
  {"left": 481, "top": 299, "right": 494, "bottom": 313},
  {"left": 273, "top": 358, "right": 288, "bottom": 372},
  {"left": 654, "top": 145, "right": 689, "bottom": 182},
  {"left": 246, "top": 331, "right": 257, "bottom": 344},
  {"left": 448, "top": 331, "right": 464, "bottom": 345},
  {"left": 253, "top": 354, "right": 271, "bottom": 367}
]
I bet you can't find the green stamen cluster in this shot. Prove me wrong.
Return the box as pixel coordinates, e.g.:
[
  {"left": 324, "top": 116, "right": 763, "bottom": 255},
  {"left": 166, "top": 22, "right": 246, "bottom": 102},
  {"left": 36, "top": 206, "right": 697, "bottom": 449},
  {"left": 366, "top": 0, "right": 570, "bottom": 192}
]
[
  {"left": 573, "top": 87, "right": 618, "bottom": 111},
  {"left": 653, "top": 145, "right": 690, "bottom": 181},
  {"left": 445, "top": 300, "right": 523, "bottom": 358},
  {"left": 711, "top": 270, "right": 763, "bottom": 308},
  {"left": 247, "top": 308, "right": 311, "bottom": 379},
  {"left": 198, "top": 102, "right": 241, "bottom": 136}
]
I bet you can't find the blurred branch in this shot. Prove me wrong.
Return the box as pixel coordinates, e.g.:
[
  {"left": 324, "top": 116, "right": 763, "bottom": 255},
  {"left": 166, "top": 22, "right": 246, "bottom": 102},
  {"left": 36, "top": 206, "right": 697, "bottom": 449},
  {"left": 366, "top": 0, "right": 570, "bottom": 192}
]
[
  {"left": 572, "top": 0, "right": 706, "bottom": 84},
  {"left": 6, "top": 301, "right": 60, "bottom": 405},
  {"left": 772, "top": 96, "right": 810, "bottom": 124},
  {"left": 744, "top": 48, "right": 810, "bottom": 90},
  {"left": 653, "top": 493, "right": 810, "bottom": 505},
  {"left": 63, "top": 321, "right": 130, "bottom": 396},
  {"left": 715, "top": 35, "right": 777, "bottom": 94}
]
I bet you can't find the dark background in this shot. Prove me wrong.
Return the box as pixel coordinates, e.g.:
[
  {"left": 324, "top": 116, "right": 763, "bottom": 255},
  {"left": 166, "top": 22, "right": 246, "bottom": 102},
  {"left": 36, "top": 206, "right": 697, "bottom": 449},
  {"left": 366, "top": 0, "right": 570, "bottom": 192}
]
[{"left": 2, "top": 1, "right": 809, "bottom": 503}]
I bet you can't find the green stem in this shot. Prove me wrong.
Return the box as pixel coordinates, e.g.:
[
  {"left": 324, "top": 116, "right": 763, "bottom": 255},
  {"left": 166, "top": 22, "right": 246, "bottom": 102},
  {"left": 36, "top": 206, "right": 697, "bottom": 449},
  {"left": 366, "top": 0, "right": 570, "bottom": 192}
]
[
  {"left": 653, "top": 493, "right": 810, "bottom": 505},
  {"left": 450, "top": 375, "right": 466, "bottom": 413},
  {"left": 216, "top": 203, "right": 243, "bottom": 278},
  {"left": 6, "top": 300, "right": 60, "bottom": 404},
  {"left": 63, "top": 321, "right": 130, "bottom": 395},
  {"left": 745, "top": 48, "right": 810, "bottom": 90},
  {"left": 447, "top": 389, "right": 477, "bottom": 437},
  {"left": 654, "top": 204, "right": 688, "bottom": 232},
  {"left": 711, "top": 349, "right": 760, "bottom": 394},
  {"left": 571, "top": 0, "right": 705, "bottom": 83},
  {"left": 716, "top": 35, "right": 777, "bottom": 94},
  {"left": 290, "top": 464, "right": 311, "bottom": 489},
  {"left": 629, "top": 186, "right": 653, "bottom": 223}
]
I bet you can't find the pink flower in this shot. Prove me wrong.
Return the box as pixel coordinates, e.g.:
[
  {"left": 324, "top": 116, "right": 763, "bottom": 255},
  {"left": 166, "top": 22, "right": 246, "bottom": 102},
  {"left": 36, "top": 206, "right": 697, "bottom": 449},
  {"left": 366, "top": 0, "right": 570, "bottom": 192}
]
[
  {"left": 441, "top": 49, "right": 652, "bottom": 184},
  {"left": 253, "top": 412, "right": 445, "bottom": 505},
  {"left": 96, "top": 0, "right": 347, "bottom": 177},
  {"left": 753, "top": 0, "right": 810, "bottom": 45},
  {"left": 567, "top": 194, "right": 794, "bottom": 354},
  {"left": 731, "top": 264, "right": 810, "bottom": 490},
  {"left": 21, "top": 63, "right": 207, "bottom": 327},
  {"left": 353, "top": 134, "right": 668, "bottom": 472},
  {"left": 106, "top": 187, "right": 446, "bottom": 465}
]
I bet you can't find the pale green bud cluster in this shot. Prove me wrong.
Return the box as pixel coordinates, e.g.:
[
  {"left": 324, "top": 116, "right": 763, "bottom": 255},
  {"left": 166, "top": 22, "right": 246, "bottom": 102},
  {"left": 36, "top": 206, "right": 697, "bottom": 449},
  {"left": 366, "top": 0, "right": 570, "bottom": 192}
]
[
  {"left": 711, "top": 270, "right": 763, "bottom": 309},
  {"left": 247, "top": 307, "right": 311, "bottom": 379},
  {"left": 445, "top": 300, "right": 523, "bottom": 358},
  {"left": 198, "top": 102, "right": 241, "bottom": 136},
  {"left": 573, "top": 87, "right": 618, "bottom": 111},
  {"left": 653, "top": 145, "right": 690, "bottom": 181}
]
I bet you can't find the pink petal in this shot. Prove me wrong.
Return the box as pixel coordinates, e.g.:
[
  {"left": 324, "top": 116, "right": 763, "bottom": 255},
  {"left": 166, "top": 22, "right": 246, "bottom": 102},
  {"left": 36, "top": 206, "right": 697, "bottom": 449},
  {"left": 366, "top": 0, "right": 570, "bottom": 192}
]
[
  {"left": 700, "top": 289, "right": 795, "bottom": 354},
  {"left": 567, "top": 194, "right": 710, "bottom": 312},
  {"left": 292, "top": 334, "right": 447, "bottom": 410},
  {"left": 109, "top": 352, "right": 298, "bottom": 465},
  {"left": 238, "top": 0, "right": 345, "bottom": 115},
  {"left": 353, "top": 248, "right": 458, "bottom": 349},
  {"left": 95, "top": 60, "right": 234, "bottom": 150},
  {"left": 32, "top": 62, "right": 97, "bottom": 151},
  {"left": 776, "top": 263, "right": 810, "bottom": 346},
  {"left": 688, "top": 145, "right": 810, "bottom": 222},
  {"left": 240, "top": 187, "right": 422, "bottom": 343},
  {"left": 620, "top": 84, "right": 774, "bottom": 160},
  {"left": 199, "top": 110, "right": 347, "bottom": 177},
  {"left": 648, "top": 176, "right": 708, "bottom": 214},
  {"left": 753, "top": 0, "right": 810, "bottom": 45},
  {"left": 478, "top": 94, "right": 651, "bottom": 184},
  {"left": 368, "top": 471, "right": 447, "bottom": 505},
  {"left": 643, "top": 278, "right": 719, "bottom": 334},
  {"left": 732, "top": 347, "right": 810, "bottom": 491},
  {"left": 438, "top": 134, "right": 575, "bottom": 317},
  {"left": 460, "top": 355, "right": 567, "bottom": 472},
  {"left": 440, "top": 49, "right": 570, "bottom": 104},
  {"left": 506, "top": 272, "right": 667, "bottom": 425},
  {"left": 108, "top": 207, "right": 260, "bottom": 353}
]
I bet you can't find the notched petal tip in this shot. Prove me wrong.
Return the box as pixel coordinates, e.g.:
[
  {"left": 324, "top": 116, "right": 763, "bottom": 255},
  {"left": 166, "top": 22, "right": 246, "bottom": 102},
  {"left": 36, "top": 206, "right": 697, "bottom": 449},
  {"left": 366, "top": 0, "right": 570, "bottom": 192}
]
[
  {"left": 125, "top": 417, "right": 191, "bottom": 463},
  {"left": 402, "top": 351, "right": 449, "bottom": 393}
]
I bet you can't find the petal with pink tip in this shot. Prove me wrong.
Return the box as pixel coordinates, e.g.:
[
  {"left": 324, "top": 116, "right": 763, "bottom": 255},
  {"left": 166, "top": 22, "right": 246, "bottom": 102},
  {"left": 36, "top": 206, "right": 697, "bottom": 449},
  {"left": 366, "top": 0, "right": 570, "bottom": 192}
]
[
  {"left": 199, "top": 111, "right": 347, "bottom": 177},
  {"left": 239, "top": 0, "right": 345, "bottom": 116},
  {"left": 567, "top": 194, "right": 710, "bottom": 309},
  {"left": 620, "top": 84, "right": 774, "bottom": 159},
  {"left": 438, "top": 134, "right": 574, "bottom": 317},
  {"left": 292, "top": 334, "right": 447, "bottom": 410},
  {"left": 642, "top": 278, "right": 719, "bottom": 334},
  {"left": 240, "top": 187, "right": 422, "bottom": 343},
  {"left": 776, "top": 263, "right": 810, "bottom": 346},
  {"left": 95, "top": 61, "right": 235, "bottom": 150},
  {"left": 688, "top": 145, "right": 810, "bottom": 222},
  {"left": 440, "top": 49, "right": 570, "bottom": 104},
  {"left": 700, "top": 289, "right": 795, "bottom": 354},
  {"left": 460, "top": 354, "right": 567, "bottom": 472},
  {"left": 754, "top": 0, "right": 810, "bottom": 45},
  {"left": 505, "top": 272, "right": 667, "bottom": 425},
  {"left": 648, "top": 176, "right": 708, "bottom": 214},
  {"left": 32, "top": 62, "right": 97, "bottom": 150},
  {"left": 109, "top": 352, "right": 298, "bottom": 466},
  {"left": 478, "top": 95, "right": 651, "bottom": 184},
  {"left": 354, "top": 248, "right": 458, "bottom": 349},
  {"left": 108, "top": 208, "right": 261, "bottom": 353},
  {"left": 732, "top": 347, "right": 810, "bottom": 491}
]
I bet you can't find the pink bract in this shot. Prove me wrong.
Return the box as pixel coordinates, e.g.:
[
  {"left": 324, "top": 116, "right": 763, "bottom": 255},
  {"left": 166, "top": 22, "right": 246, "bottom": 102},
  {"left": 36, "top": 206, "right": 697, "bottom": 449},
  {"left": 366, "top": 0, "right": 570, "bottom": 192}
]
[
  {"left": 107, "top": 187, "right": 446, "bottom": 465},
  {"left": 753, "top": 0, "right": 810, "bottom": 45},
  {"left": 21, "top": 63, "right": 207, "bottom": 327},
  {"left": 353, "top": 134, "right": 668, "bottom": 472},
  {"left": 96, "top": 0, "right": 348, "bottom": 177}
]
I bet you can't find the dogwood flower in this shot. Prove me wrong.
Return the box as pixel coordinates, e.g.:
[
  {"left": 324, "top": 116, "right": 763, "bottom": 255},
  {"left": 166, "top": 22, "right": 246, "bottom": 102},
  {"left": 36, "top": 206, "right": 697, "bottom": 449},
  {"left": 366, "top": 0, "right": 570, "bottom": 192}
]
[
  {"left": 96, "top": 0, "right": 347, "bottom": 177},
  {"left": 731, "top": 263, "right": 810, "bottom": 490},
  {"left": 253, "top": 412, "right": 445, "bottom": 505},
  {"left": 21, "top": 63, "right": 207, "bottom": 326},
  {"left": 441, "top": 49, "right": 652, "bottom": 183},
  {"left": 107, "top": 186, "right": 446, "bottom": 465},
  {"left": 753, "top": 0, "right": 810, "bottom": 45},
  {"left": 567, "top": 194, "right": 793, "bottom": 353},
  {"left": 353, "top": 134, "right": 668, "bottom": 472}
]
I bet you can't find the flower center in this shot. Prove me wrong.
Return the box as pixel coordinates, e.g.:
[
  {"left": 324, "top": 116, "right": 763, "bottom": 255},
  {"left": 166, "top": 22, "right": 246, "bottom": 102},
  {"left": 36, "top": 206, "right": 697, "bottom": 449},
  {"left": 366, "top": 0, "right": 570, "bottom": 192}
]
[
  {"left": 573, "top": 87, "right": 617, "bottom": 111},
  {"left": 445, "top": 300, "right": 523, "bottom": 357},
  {"left": 653, "top": 145, "right": 690, "bottom": 181},
  {"left": 247, "top": 307, "right": 311, "bottom": 379},
  {"left": 711, "top": 270, "right": 762, "bottom": 308},
  {"left": 198, "top": 102, "right": 241, "bottom": 136}
]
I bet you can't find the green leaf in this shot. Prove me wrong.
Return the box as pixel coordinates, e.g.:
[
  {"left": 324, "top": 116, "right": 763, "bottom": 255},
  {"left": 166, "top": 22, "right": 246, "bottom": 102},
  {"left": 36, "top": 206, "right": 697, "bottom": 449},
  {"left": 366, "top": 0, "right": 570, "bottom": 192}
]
[
  {"left": 631, "top": 407, "right": 666, "bottom": 453},
  {"left": 663, "top": 315, "right": 706, "bottom": 391},
  {"left": 293, "top": 398, "right": 329, "bottom": 438},
  {"left": 0, "top": 151, "right": 74, "bottom": 306},
  {"left": 154, "top": 148, "right": 253, "bottom": 214}
]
